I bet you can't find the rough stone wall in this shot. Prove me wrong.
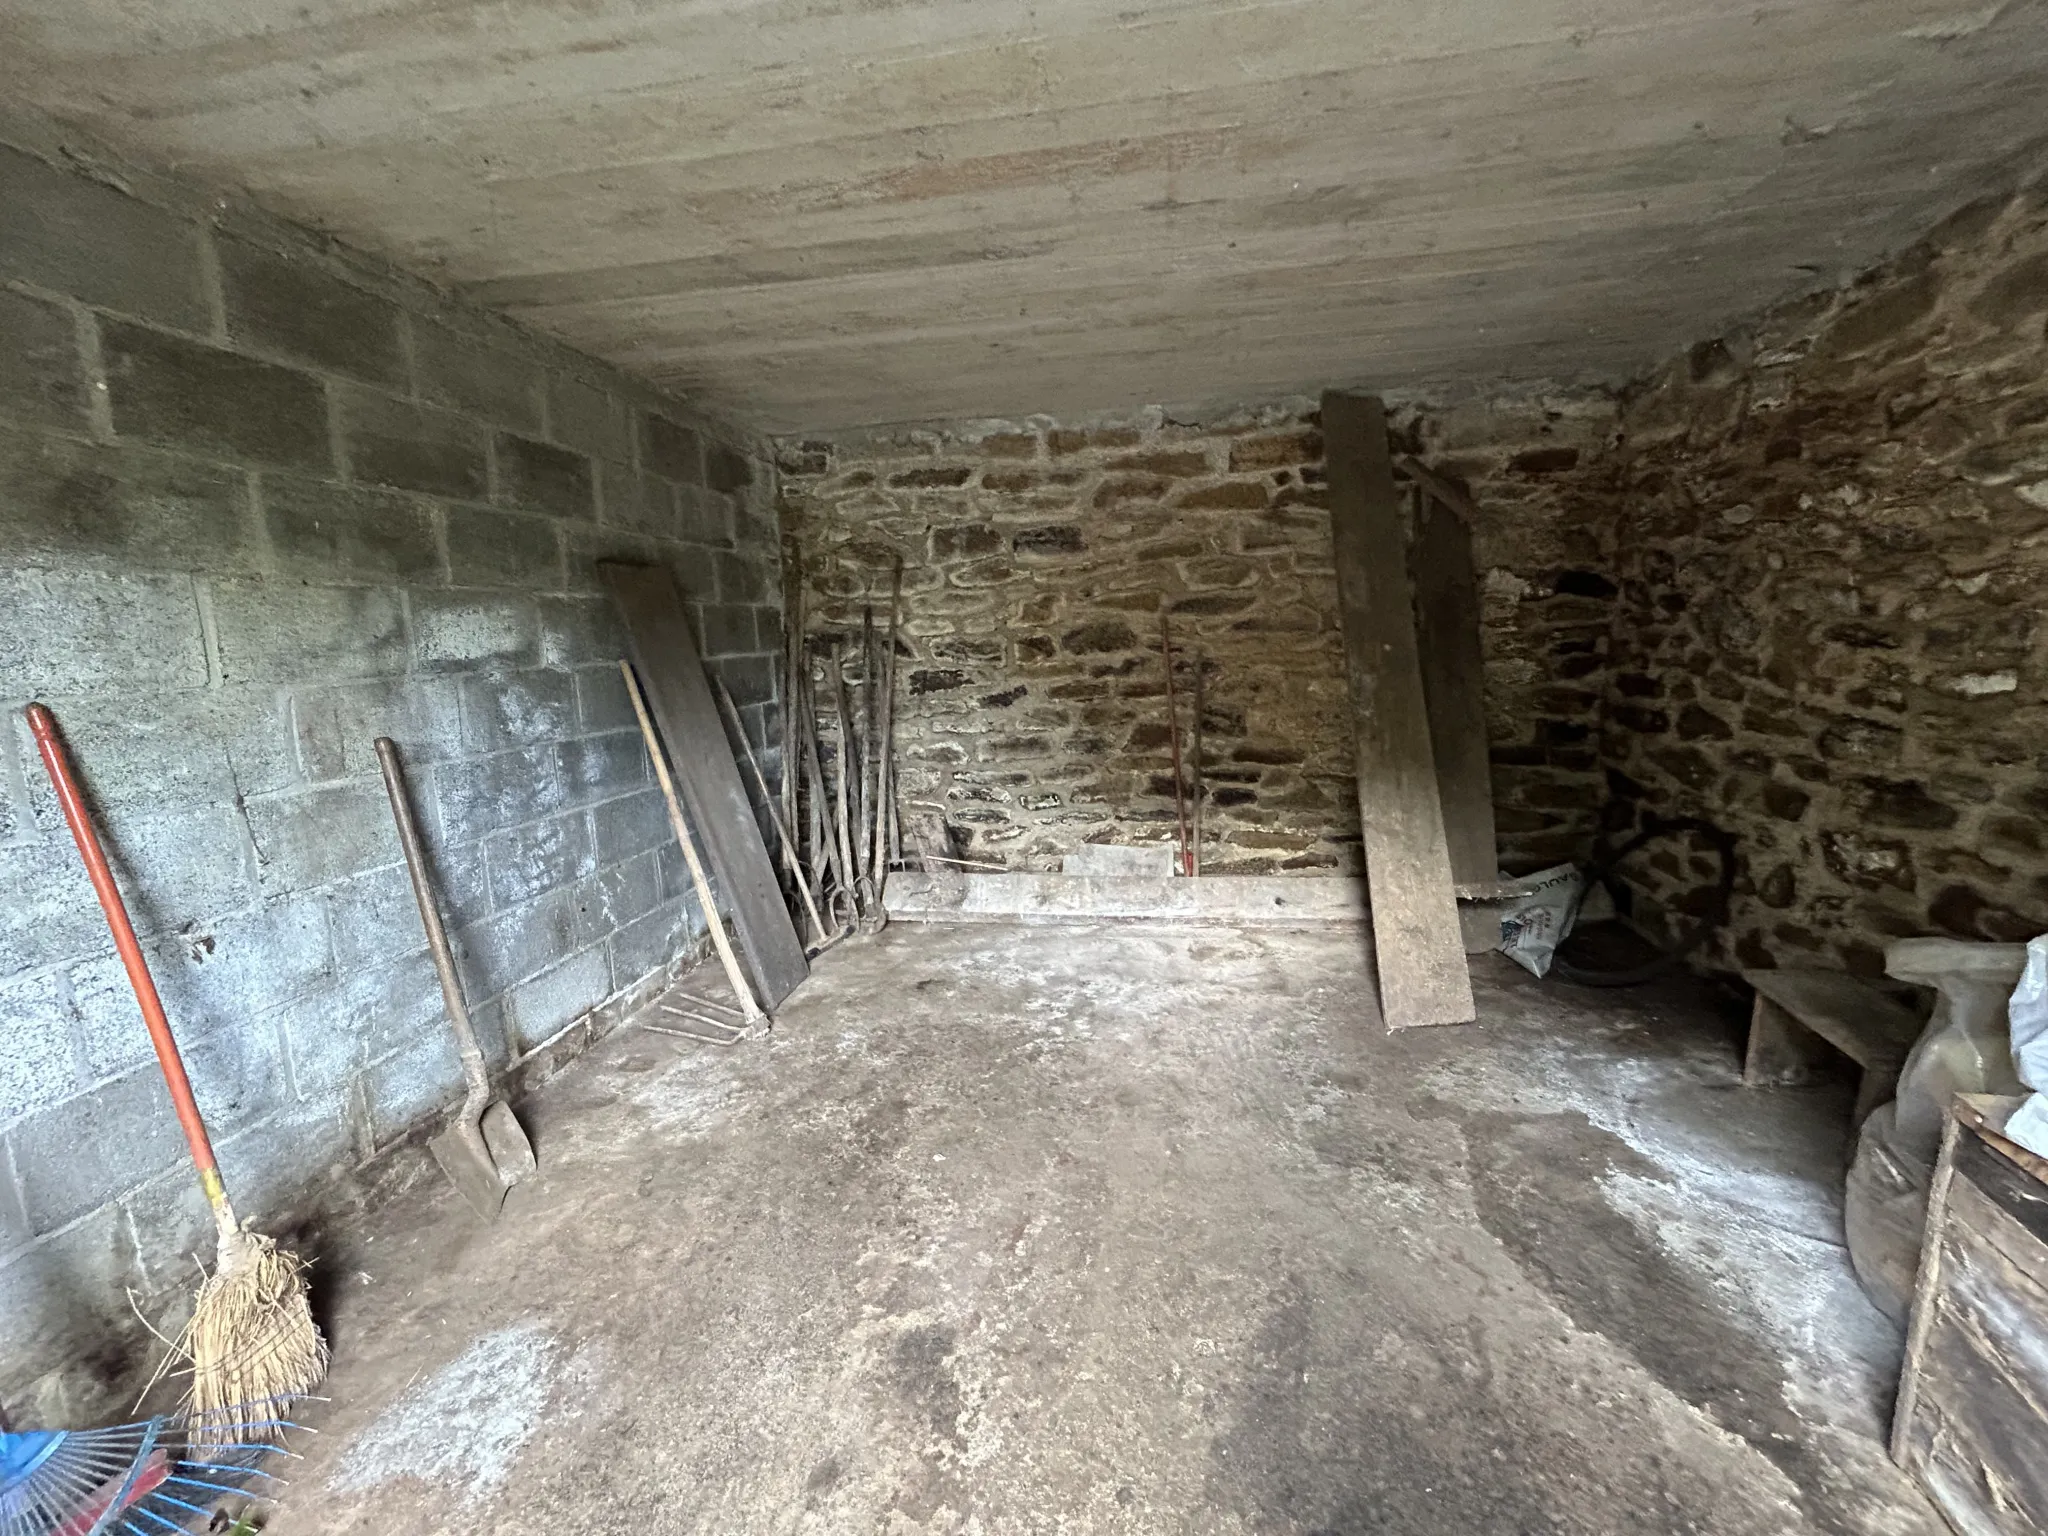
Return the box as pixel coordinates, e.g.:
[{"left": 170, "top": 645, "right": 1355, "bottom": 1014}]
[
  {"left": 777, "top": 399, "right": 1617, "bottom": 875},
  {"left": 1584, "top": 187, "right": 2048, "bottom": 976},
  {"left": 0, "top": 135, "right": 782, "bottom": 1416}
]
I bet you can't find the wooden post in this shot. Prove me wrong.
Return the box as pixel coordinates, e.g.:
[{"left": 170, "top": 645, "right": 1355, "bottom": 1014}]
[{"left": 1323, "top": 392, "right": 1475, "bottom": 1028}]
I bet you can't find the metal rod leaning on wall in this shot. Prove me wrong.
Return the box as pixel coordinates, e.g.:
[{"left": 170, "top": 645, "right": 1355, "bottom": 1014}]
[
  {"left": 620, "top": 660, "right": 768, "bottom": 1033},
  {"left": 1191, "top": 645, "right": 1204, "bottom": 878},
  {"left": 872, "top": 558, "right": 903, "bottom": 884},
  {"left": 828, "top": 651, "right": 864, "bottom": 919},
  {"left": 1161, "top": 612, "right": 1193, "bottom": 877}
]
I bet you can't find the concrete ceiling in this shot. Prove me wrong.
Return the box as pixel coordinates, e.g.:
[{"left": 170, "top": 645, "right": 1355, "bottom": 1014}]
[{"left": 4, "top": 1, "right": 2047, "bottom": 433}]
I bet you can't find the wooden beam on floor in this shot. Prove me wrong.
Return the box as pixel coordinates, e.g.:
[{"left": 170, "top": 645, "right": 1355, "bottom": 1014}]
[
  {"left": 599, "top": 560, "right": 810, "bottom": 1010},
  {"left": 1323, "top": 392, "right": 1475, "bottom": 1028},
  {"left": 1407, "top": 482, "right": 1498, "bottom": 889}
]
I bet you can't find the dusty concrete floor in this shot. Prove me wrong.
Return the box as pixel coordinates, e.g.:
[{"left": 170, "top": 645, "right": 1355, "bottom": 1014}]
[{"left": 273, "top": 924, "right": 1939, "bottom": 1535}]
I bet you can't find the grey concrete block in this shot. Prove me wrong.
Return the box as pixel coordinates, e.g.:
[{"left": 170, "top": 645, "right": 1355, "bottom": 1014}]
[
  {"left": 211, "top": 579, "right": 406, "bottom": 683},
  {"left": 538, "top": 593, "right": 629, "bottom": 667},
  {"left": 0, "top": 567, "right": 206, "bottom": 693},
  {"left": 338, "top": 947, "right": 449, "bottom": 1065},
  {"left": 562, "top": 524, "right": 667, "bottom": 595},
  {"left": 450, "top": 883, "right": 579, "bottom": 1000},
  {"left": 0, "top": 1204, "right": 143, "bottom": 1403},
  {"left": 0, "top": 145, "right": 207, "bottom": 330},
  {"left": 444, "top": 503, "right": 562, "bottom": 590},
  {"left": 704, "top": 440, "right": 755, "bottom": 493},
  {"left": 716, "top": 652, "right": 778, "bottom": 709},
  {"left": 68, "top": 898, "right": 332, "bottom": 1078},
  {"left": 245, "top": 781, "right": 395, "bottom": 893},
  {"left": 100, "top": 320, "right": 329, "bottom": 470},
  {"left": 672, "top": 547, "right": 718, "bottom": 606},
  {"left": 596, "top": 460, "right": 674, "bottom": 537},
  {"left": 574, "top": 664, "right": 635, "bottom": 734},
  {"left": 411, "top": 590, "right": 540, "bottom": 672},
  {"left": 591, "top": 787, "right": 669, "bottom": 865},
  {"left": 9, "top": 685, "right": 294, "bottom": 820},
  {"left": 338, "top": 387, "right": 487, "bottom": 500},
  {"left": 698, "top": 603, "right": 758, "bottom": 658},
  {"left": 591, "top": 847, "right": 663, "bottom": 930},
  {"left": 290, "top": 676, "right": 463, "bottom": 783},
  {"left": 459, "top": 668, "right": 576, "bottom": 753},
  {"left": 433, "top": 744, "right": 567, "bottom": 841},
  {"left": 361, "top": 1035, "right": 462, "bottom": 1148},
  {"left": 0, "top": 289, "right": 87, "bottom": 429},
  {"left": 182, "top": 1020, "right": 290, "bottom": 1128},
  {"left": 640, "top": 412, "right": 702, "bottom": 484},
  {"left": 0, "top": 970, "right": 85, "bottom": 1126},
  {"left": 485, "top": 810, "right": 594, "bottom": 911},
  {"left": 548, "top": 376, "right": 633, "bottom": 463},
  {"left": 675, "top": 484, "right": 734, "bottom": 547},
  {"left": 502, "top": 944, "right": 610, "bottom": 1054},
  {"left": 212, "top": 1097, "right": 352, "bottom": 1224},
  {"left": 0, "top": 423, "right": 260, "bottom": 575},
  {"left": 715, "top": 549, "right": 770, "bottom": 603},
  {"left": 86, "top": 802, "right": 257, "bottom": 938},
  {"left": 496, "top": 433, "right": 594, "bottom": 521},
  {"left": 412, "top": 323, "right": 542, "bottom": 434},
  {"left": 610, "top": 899, "right": 689, "bottom": 988},
  {"left": 322, "top": 844, "right": 487, "bottom": 970},
  {"left": 0, "top": 837, "right": 118, "bottom": 981},
  {"left": 262, "top": 471, "right": 440, "bottom": 585},
  {"left": 9, "top": 1068, "right": 183, "bottom": 1233},
  {"left": 218, "top": 238, "right": 406, "bottom": 387},
  {"left": 559, "top": 731, "right": 647, "bottom": 808}
]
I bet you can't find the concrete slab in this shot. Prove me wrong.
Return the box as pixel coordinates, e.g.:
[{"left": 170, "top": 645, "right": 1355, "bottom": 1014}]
[{"left": 273, "top": 924, "right": 1935, "bottom": 1536}]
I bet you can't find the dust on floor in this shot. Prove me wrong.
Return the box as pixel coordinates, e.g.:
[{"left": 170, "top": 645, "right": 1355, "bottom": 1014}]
[{"left": 272, "top": 925, "right": 1938, "bottom": 1535}]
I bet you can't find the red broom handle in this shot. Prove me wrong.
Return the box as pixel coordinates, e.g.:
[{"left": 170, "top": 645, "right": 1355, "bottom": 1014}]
[{"left": 22, "top": 704, "right": 229, "bottom": 1218}]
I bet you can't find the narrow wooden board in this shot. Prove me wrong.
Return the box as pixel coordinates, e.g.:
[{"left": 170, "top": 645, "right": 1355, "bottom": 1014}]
[
  {"left": 599, "top": 561, "right": 809, "bottom": 1009},
  {"left": 1323, "top": 392, "right": 1474, "bottom": 1028},
  {"left": 1407, "top": 484, "right": 1497, "bottom": 889}
]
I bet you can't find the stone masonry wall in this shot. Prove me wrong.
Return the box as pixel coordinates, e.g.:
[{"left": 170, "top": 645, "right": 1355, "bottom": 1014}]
[
  {"left": 0, "top": 132, "right": 782, "bottom": 1417},
  {"left": 1581, "top": 186, "right": 2048, "bottom": 976},
  {"left": 777, "top": 398, "right": 1618, "bottom": 876}
]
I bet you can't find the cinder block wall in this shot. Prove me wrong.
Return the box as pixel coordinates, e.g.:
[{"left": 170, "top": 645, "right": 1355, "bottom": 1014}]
[
  {"left": 0, "top": 134, "right": 784, "bottom": 1417},
  {"left": 778, "top": 402, "right": 1616, "bottom": 874}
]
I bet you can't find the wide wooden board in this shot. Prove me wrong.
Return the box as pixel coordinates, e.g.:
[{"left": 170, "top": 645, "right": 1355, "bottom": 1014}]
[
  {"left": 1323, "top": 392, "right": 1474, "bottom": 1028},
  {"left": 1407, "top": 484, "right": 1496, "bottom": 889},
  {"left": 599, "top": 561, "right": 809, "bottom": 1009}
]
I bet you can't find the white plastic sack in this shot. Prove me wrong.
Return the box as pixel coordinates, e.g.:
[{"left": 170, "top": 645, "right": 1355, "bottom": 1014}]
[
  {"left": 1494, "top": 863, "right": 1585, "bottom": 978},
  {"left": 2003, "top": 934, "right": 2048, "bottom": 1157}
]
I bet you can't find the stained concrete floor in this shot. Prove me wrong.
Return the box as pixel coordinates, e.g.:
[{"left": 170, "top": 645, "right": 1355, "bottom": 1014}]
[{"left": 273, "top": 924, "right": 1940, "bottom": 1535}]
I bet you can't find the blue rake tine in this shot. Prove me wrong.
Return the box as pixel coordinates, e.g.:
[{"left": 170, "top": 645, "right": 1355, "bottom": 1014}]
[{"left": 178, "top": 1462, "right": 287, "bottom": 1480}]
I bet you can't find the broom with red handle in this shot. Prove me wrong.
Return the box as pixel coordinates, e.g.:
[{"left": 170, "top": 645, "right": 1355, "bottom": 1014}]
[{"left": 23, "top": 704, "right": 325, "bottom": 1436}]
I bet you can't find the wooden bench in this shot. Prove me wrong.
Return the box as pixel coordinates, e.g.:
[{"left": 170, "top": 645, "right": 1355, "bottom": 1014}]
[{"left": 1739, "top": 967, "right": 1926, "bottom": 1124}]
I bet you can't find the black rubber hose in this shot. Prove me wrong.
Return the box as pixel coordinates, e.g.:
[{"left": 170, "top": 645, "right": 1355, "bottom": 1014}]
[{"left": 1551, "top": 814, "right": 1738, "bottom": 987}]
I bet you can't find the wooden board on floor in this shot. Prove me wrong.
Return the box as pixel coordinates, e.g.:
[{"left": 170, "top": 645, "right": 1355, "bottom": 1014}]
[
  {"left": 1322, "top": 392, "right": 1475, "bottom": 1028},
  {"left": 599, "top": 561, "right": 809, "bottom": 1009},
  {"left": 1407, "top": 483, "right": 1497, "bottom": 889}
]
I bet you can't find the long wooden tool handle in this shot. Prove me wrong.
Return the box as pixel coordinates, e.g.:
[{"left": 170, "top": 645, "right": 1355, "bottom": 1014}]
[
  {"left": 711, "top": 677, "right": 828, "bottom": 945},
  {"left": 620, "top": 663, "right": 766, "bottom": 1025},
  {"left": 23, "top": 703, "right": 238, "bottom": 1234},
  {"left": 374, "top": 738, "right": 492, "bottom": 1103}
]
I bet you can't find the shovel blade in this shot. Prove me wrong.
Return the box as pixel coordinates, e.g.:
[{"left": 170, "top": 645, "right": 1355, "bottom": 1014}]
[
  {"left": 431, "top": 1118, "right": 509, "bottom": 1221},
  {"left": 480, "top": 1099, "right": 537, "bottom": 1183}
]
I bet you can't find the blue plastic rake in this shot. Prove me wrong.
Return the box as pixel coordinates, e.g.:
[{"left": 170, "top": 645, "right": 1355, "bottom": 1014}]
[{"left": 0, "top": 1404, "right": 302, "bottom": 1536}]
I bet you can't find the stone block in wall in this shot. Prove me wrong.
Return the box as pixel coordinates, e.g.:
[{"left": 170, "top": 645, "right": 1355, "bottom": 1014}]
[
  {"left": 410, "top": 323, "right": 543, "bottom": 435},
  {"left": 243, "top": 781, "right": 395, "bottom": 894},
  {"left": 697, "top": 604, "right": 757, "bottom": 658},
  {"left": 360, "top": 1035, "right": 462, "bottom": 1148},
  {"left": 101, "top": 321, "right": 330, "bottom": 471},
  {"left": 0, "top": 424, "right": 259, "bottom": 577},
  {"left": 262, "top": 471, "right": 440, "bottom": 586},
  {"left": 338, "top": 387, "right": 488, "bottom": 501},
  {"left": 574, "top": 665, "right": 634, "bottom": 735},
  {"left": 443, "top": 503, "right": 563, "bottom": 591},
  {"left": 0, "top": 971, "right": 85, "bottom": 1127},
  {"left": 409, "top": 591, "right": 541, "bottom": 672},
  {"left": 484, "top": 810, "right": 595, "bottom": 912},
  {"left": 449, "top": 881, "right": 580, "bottom": 1002},
  {"left": 216, "top": 238, "right": 406, "bottom": 388},
  {"left": 211, "top": 580, "right": 406, "bottom": 684},
  {"left": 458, "top": 669, "right": 576, "bottom": 754},
  {"left": 495, "top": 432, "right": 594, "bottom": 521},
  {"left": 715, "top": 550, "right": 768, "bottom": 603},
  {"left": 0, "top": 839, "right": 123, "bottom": 982},
  {"left": 590, "top": 787, "right": 669, "bottom": 865},
  {"left": 0, "top": 289, "right": 87, "bottom": 430},
  {"left": 432, "top": 743, "right": 567, "bottom": 842},
  {"left": 547, "top": 376, "right": 634, "bottom": 463},
  {"left": 640, "top": 413, "right": 702, "bottom": 483},
  {"left": 0, "top": 144, "right": 207, "bottom": 330},
  {"left": 502, "top": 944, "right": 610, "bottom": 1054},
  {"left": 558, "top": 731, "right": 648, "bottom": 808},
  {"left": 596, "top": 460, "right": 675, "bottom": 537},
  {"left": 537, "top": 594, "right": 629, "bottom": 668},
  {"left": 8, "top": 1068, "right": 184, "bottom": 1233},
  {"left": 610, "top": 899, "right": 689, "bottom": 989},
  {"left": 290, "top": 676, "right": 463, "bottom": 783},
  {"left": 677, "top": 485, "right": 734, "bottom": 547},
  {"left": 182, "top": 1023, "right": 290, "bottom": 1130}
]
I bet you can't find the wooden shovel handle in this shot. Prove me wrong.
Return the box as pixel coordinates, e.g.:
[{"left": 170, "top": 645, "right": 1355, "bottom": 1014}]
[{"left": 22, "top": 704, "right": 232, "bottom": 1223}]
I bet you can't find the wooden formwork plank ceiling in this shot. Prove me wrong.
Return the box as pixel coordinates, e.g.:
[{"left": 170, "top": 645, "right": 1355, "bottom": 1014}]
[{"left": 5, "top": 0, "right": 2046, "bottom": 432}]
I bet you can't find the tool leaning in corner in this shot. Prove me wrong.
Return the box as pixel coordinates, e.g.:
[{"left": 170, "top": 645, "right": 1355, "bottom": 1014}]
[
  {"left": 374, "top": 737, "right": 538, "bottom": 1222},
  {"left": 23, "top": 704, "right": 326, "bottom": 1438}
]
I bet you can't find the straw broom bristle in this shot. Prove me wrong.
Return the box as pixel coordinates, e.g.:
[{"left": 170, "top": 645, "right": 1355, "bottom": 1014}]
[{"left": 181, "top": 1228, "right": 327, "bottom": 1440}]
